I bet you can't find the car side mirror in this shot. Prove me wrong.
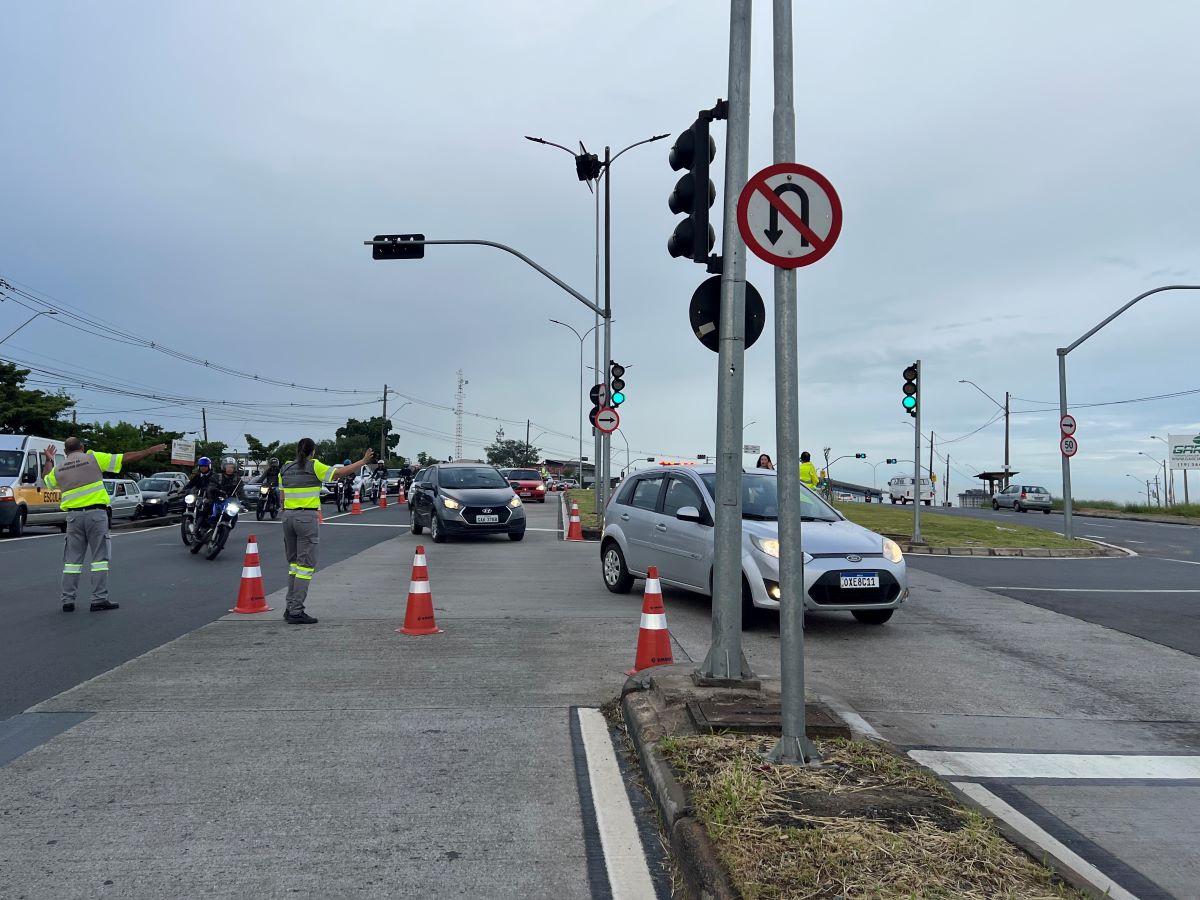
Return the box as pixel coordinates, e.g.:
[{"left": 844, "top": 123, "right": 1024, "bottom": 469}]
[{"left": 676, "top": 505, "right": 705, "bottom": 524}]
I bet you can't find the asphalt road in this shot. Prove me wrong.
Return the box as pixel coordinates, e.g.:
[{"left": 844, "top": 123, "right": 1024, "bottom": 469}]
[
  {"left": 903, "top": 505, "right": 1200, "bottom": 655},
  {"left": 0, "top": 498, "right": 415, "bottom": 720}
]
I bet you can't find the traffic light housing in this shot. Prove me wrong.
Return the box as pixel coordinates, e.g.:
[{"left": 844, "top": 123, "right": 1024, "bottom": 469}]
[
  {"left": 371, "top": 234, "right": 425, "bottom": 260},
  {"left": 902, "top": 364, "right": 918, "bottom": 417},
  {"left": 667, "top": 117, "right": 717, "bottom": 264},
  {"left": 609, "top": 362, "right": 626, "bottom": 407},
  {"left": 886, "top": 458, "right": 898, "bottom": 464},
  {"left": 854, "top": 453, "right": 866, "bottom": 459}
]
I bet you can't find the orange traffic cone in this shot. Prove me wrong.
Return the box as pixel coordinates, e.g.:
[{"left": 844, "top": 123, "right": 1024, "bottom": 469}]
[
  {"left": 626, "top": 566, "right": 673, "bottom": 675},
  {"left": 230, "top": 534, "right": 272, "bottom": 614},
  {"left": 351, "top": 489, "right": 362, "bottom": 515},
  {"left": 318, "top": 507, "right": 324, "bottom": 524},
  {"left": 379, "top": 488, "right": 388, "bottom": 508},
  {"left": 397, "top": 483, "right": 407, "bottom": 504},
  {"left": 566, "top": 502, "right": 584, "bottom": 541},
  {"left": 398, "top": 545, "right": 442, "bottom": 635}
]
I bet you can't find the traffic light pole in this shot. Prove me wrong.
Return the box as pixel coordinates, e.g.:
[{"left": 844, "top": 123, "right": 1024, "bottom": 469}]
[
  {"left": 697, "top": 0, "right": 757, "bottom": 687},
  {"left": 601, "top": 145, "right": 613, "bottom": 518},
  {"left": 912, "top": 360, "right": 923, "bottom": 545},
  {"left": 766, "top": 0, "right": 817, "bottom": 765}
]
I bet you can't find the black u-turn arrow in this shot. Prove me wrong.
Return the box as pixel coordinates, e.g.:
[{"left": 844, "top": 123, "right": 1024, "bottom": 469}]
[{"left": 764, "top": 183, "right": 810, "bottom": 246}]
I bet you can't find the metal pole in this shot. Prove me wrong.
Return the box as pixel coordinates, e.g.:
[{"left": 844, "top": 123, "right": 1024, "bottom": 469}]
[
  {"left": 698, "top": 0, "right": 755, "bottom": 685},
  {"left": 767, "top": 0, "right": 816, "bottom": 764},
  {"left": 912, "top": 361, "right": 922, "bottom": 544},
  {"left": 1163, "top": 459, "right": 1170, "bottom": 507},
  {"left": 945, "top": 454, "right": 950, "bottom": 506},
  {"left": 929, "top": 430, "right": 935, "bottom": 492},
  {"left": 1058, "top": 350, "right": 1074, "bottom": 538},
  {"left": 601, "top": 145, "right": 612, "bottom": 519},
  {"left": 1004, "top": 391, "right": 1010, "bottom": 489},
  {"left": 381, "top": 384, "right": 388, "bottom": 464},
  {"left": 202, "top": 408, "right": 208, "bottom": 444},
  {"left": 594, "top": 187, "right": 602, "bottom": 493},
  {"left": 578, "top": 336, "right": 584, "bottom": 481}
]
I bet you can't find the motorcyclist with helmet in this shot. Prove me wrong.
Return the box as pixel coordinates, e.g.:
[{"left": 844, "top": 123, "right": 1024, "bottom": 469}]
[
  {"left": 259, "top": 456, "right": 282, "bottom": 513},
  {"left": 184, "top": 457, "right": 242, "bottom": 531},
  {"left": 336, "top": 459, "right": 356, "bottom": 508}
]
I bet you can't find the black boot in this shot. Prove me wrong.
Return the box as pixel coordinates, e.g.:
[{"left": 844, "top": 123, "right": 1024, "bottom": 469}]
[
  {"left": 284, "top": 610, "right": 318, "bottom": 625},
  {"left": 62, "top": 602, "right": 75, "bottom": 612},
  {"left": 90, "top": 601, "right": 120, "bottom": 612}
]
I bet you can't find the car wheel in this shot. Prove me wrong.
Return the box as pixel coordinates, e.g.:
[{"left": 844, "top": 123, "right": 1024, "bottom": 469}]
[
  {"left": 508, "top": 529, "right": 525, "bottom": 541},
  {"left": 1015, "top": 502, "right": 1024, "bottom": 513},
  {"left": 256, "top": 505, "right": 264, "bottom": 521},
  {"left": 9, "top": 510, "right": 25, "bottom": 537},
  {"left": 923, "top": 500, "right": 931, "bottom": 506},
  {"left": 853, "top": 609, "right": 894, "bottom": 625},
  {"left": 538, "top": 498, "right": 545, "bottom": 503},
  {"left": 741, "top": 579, "right": 764, "bottom": 629},
  {"left": 1042, "top": 508, "right": 1051, "bottom": 515},
  {"left": 992, "top": 500, "right": 1000, "bottom": 510},
  {"left": 601, "top": 541, "right": 634, "bottom": 594},
  {"left": 410, "top": 512, "right": 423, "bottom": 535},
  {"left": 430, "top": 513, "right": 446, "bottom": 544}
]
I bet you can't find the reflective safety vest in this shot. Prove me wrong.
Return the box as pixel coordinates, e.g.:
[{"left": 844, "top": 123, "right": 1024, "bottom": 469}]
[
  {"left": 45, "top": 450, "right": 123, "bottom": 510},
  {"left": 279, "top": 458, "right": 337, "bottom": 510},
  {"left": 799, "top": 461, "right": 819, "bottom": 490}
]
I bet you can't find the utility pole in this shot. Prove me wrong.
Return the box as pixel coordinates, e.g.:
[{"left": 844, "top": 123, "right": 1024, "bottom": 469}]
[
  {"left": 912, "top": 361, "right": 923, "bottom": 544},
  {"left": 1154, "top": 473, "right": 1162, "bottom": 507},
  {"left": 454, "top": 370, "right": 466, "bottom": 460},
  {"left": 697, "top": 0, "right": 755, "bottom": 687},
  {"left": 201, "top": 408, "right": 208, "bottom": 443},
  {"left": 1186, "top": 470, "right": 1190, "bottom": 505},
  {"left": 72, "top": 409, "right": 77, "bottom": 426},
  {"left": 381, "top": 383, "right": 388, "bottom": 465},
  {"left": 526, "top": 418, "right": 531, "bottom": 451},
  {"left": 1004, "top": 391, "right": 1010, "bottom": 489},
  {"left": 945, "top": 454, "right": 951, "bottom": 507},
  {"left": 928, "top": 431, "right": 935, "bottom": 492}
]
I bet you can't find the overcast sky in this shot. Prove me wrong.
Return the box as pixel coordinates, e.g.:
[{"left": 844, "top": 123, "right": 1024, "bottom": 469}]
[{"left": 2, "top": 1, "right": 1197, "bottom": 500}]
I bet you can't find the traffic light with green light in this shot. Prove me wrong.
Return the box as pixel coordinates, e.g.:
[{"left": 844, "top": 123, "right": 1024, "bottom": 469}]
[
  {"left": 854, "top": 453, "right": 866, "bottom": 459},
  {"left": 902, "top": 364, "right": 918, "bottom": 416},
  {"left": 886, "top": 458, "right": 898, "bottom": 464},
  {"left": 610, "top": 362, "right": 626, "bottom": 407}
]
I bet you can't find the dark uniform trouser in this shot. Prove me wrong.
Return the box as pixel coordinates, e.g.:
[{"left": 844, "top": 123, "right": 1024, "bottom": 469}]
[
  {"left": 62, "top": 508, "right": 111, "bottom": 604},
  {"left": 282, "top": 508, "right": 320, "bottom": 615}
]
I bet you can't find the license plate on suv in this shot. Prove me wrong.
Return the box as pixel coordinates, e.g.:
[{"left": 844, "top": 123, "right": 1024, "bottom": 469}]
[
  {"left": 840, "top": 572, "right": 879, "bottom": 589},
  {"left": 475, "top": 514, "right": 500, "bottom": 524}
]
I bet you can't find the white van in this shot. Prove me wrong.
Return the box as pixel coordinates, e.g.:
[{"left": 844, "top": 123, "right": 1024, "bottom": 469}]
[
  {"left": 887, "top": 475, "right": 933, "bottom": 506},
  {"left": 0, "top": 434, "right": 66, "bottom": 536}
]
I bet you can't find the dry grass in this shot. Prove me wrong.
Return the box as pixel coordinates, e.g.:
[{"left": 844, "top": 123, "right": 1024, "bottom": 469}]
[{"left": 660, "top": 734, "right": 1087, "bottom": 900}]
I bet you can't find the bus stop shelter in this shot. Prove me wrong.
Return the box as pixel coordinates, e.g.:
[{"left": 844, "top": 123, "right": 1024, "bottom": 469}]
[{"left": 974, "top": 470, "right": 1018, "bottom": 497}]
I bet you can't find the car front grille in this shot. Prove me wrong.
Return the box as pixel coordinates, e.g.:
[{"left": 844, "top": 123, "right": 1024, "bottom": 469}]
[
  {"left": 463, "top": 506, "right": 511, "bottom": 525},
  {"left": 808, "top": 570, "right": 901, "bottom": 606}
]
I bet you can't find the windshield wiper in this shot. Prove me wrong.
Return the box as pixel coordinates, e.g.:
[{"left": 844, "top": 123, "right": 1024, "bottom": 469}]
[{"left": 742, "top": 512, "right": 777, "bottom": 521}]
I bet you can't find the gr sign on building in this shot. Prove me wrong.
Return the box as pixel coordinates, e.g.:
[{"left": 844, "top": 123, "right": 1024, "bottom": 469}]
[{"left": 1168, "top": 434, "right": 1200, "bottom": 470}]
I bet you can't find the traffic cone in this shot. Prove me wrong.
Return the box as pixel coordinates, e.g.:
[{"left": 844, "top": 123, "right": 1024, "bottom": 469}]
[
  {"left": 379, "top": 488, "right": 388, "bottom": 508},
  {"left": 230, "top": 534, "right": 272, "bottom": 614},
  {"left": 318, "top": 507, "right": 324, "bottom": 524},
  {"left": 352, "top": 489, "right": 362, "bottom": 515},
  {"left": 566, "top": 502, "right": 584, "bottom": 541},
  {"left": 398, "top": 545, "right": 442, "bottom": 635},
  {"left": 626, "top": 566, "right": 673, "bottom": 675},
  {"left": 397, "top": 483, "right": 407, "bottom": 504}
]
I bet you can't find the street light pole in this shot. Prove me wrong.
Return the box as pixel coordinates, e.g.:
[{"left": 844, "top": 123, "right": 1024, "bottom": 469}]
[
  {"left": 550, "top": 319, "right": 602, "bottom": 485},
  {"left": 1140, "top": 451, "right": 1169, "bottom": 508},
  {"left": 1151, "top": 435, "right": 1174, "bottom": 505},
  {"left": 0, "top": 309, "right": 57, "bottom": 345}
]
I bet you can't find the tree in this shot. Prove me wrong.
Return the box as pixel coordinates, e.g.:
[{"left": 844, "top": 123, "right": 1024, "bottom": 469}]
[
  {"left": 332, "top": 416, "right": 399, "bottom": 464},
  {"left": 244, "top": 433, "right": 282, "bottom": 460},
  {"left": 416, "top": 451, "right": 437, "bottom": 467},
  {"left": 0, "top": 361, "right": 75, "bottom": 435},
  {"left": 484, "top": 427, "right": 540, "bottom": 468},
  {"left": 71, "top": 420, "right": 181, "bottom": 476}
]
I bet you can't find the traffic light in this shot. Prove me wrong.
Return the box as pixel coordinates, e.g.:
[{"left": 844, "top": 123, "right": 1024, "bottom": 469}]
[
  {"left": 609, "top": 361, "right": 626, "bottom": 407},
  {"left": 902, "top": 364, "right": 919, "bottom": 417},
  {"left": 854, "top": 453, "right": 866, "bottom": 459},
  {"left": 886, "top": 458, "right": 898, "bottom": 464},
  {"left": 667, "top": 116, "right": 717, "bottom": 264},
  {"left": 371, "top": 234, "right": 425, "bottom": 260}
]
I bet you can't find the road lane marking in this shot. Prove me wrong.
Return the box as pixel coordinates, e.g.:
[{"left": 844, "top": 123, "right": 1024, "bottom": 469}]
[
  {"left": 575, "top": 707, "right": 659, "bottom": 899},
  {"left": 986, "top": 586, "right": 1200, "bottom": 593},
  {"left": 912, "top": 750, "right": 1200, "bottom": 781},
  {"left": 1161, "top": 557, "right": 1200, "bottom": 566},
  {"left": 321, "top": 522, "right": 409, "bottom": 528},
  {"left": 952, "top": 783, "right": 1138, "bottom": 900},
  {"left": 0, "top": 523, "right": 177, "bottom": 546},
  {"left": 1124, "top": 540, "right": 1146, "bottom": 544}
]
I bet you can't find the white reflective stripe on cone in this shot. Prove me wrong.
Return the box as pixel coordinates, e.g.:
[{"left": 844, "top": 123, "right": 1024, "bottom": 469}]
[
  {"left": 413, "top": 555, "right": 427, "bottom": 566},
  {"left": 409, "top": 580, "right": 431, "bottom": 594},
  {"left": 640, "top": 613, "right": 668, "bottom": 630},
  {"left": 241, "top": 566, "right": 262, "bottom": 578},
  {"left": 645, "top": 579, "right": 662, "bottom": 594},
  {"left": 247, "top": 542, "right": 258, "bottom": 553}
]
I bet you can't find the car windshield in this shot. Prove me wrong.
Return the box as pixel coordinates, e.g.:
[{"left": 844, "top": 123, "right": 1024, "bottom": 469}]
[
  {"left": 439, "top": 467, "right": 508, "bottom": 489},
  {"left": 0, "top": 450, "right": 23, "bottom": 477},
  {"left": 388, "top": 469, "right": 401, "bottom": 477},
  {"left": 699, "top": 472, "right": 839, "bottom": 522},
  {"left": 140, "top": 479, "right": 174, "bottom": 491},
  {"left": 508, "top": 469, "right": 540, "bottom": 480}
]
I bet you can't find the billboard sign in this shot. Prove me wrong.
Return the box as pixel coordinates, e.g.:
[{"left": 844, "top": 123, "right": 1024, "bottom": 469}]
[
  {"left": 171, "top": 439, "right": 196, "bottom": 467},
  {"left": 1169, "top": 434, "right": 1200, "bottom": 470}
]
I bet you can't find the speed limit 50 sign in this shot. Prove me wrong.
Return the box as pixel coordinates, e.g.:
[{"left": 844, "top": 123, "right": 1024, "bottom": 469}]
[{"left": 1060, "top": 435, "right": 1079, "bottom": 458}]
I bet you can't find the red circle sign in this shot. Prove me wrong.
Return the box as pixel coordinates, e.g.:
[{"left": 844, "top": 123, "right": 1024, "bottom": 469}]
[
  {"left": 736, "top": 163, "right": 842, "bottom": 269},
  {"left": 1060, "top": 414, "right": 1077, "bottom": 436},
  {"left": 595, "top": 407, "right": 620, "bottom": 434},
  {"left": 1060, "top": 435, "right": 1079, "bottom": 458}
]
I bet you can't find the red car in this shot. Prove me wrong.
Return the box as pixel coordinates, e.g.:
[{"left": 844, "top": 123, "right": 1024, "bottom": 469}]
[{"left": 505, "top": 468, "right": 547, "bottom": 503}]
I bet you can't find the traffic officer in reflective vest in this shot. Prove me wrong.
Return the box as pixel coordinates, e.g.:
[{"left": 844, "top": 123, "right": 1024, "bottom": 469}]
[
  {"left": 41, "top": 437, "right": 168, "bottom": 613},
  {"left": 278, "top": 439, "right": 374, "bottom": 624},
  {"left": 799, "top": 451, "right": 820, "bottom": 492}
]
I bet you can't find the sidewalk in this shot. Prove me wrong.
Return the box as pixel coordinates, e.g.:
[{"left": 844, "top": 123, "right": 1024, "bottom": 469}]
[{"left": 0, "top": 529, "right": 655, "bottom": 898}]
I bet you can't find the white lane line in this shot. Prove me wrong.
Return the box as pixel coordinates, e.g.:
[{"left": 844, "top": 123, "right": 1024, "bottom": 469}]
[
  {"left": 0, "top": 523, "right": 177, "bottom": 546},
  {"left": 526, "top": 527, "right": 563, "bottom": 532},
  {"left": 321, "top": 522, "right": 409, "bottom": 528},
  {"left": 912, "top": 750, "right": 1200, "bottom": 780},
  {"left": 986, "top": 586, "right": 1200, "bottom": 593},
  {"left": 953, "top": 783, "right": 1138, "bottom": 900},
  {"left": 1125, "top": 540, "right": 1146, "bottom": 544},
  {"left": 1161, "top": 557, "right": 1200, "bottom": 566},
  {"left": 576, "top": 708, "right": 657, "bottom": 899}
]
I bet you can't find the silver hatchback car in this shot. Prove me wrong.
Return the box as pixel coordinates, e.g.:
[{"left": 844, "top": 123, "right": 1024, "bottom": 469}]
[
  {"left": 992, "top": 484, "right": 1052, "bottom": 514},
  {"left": 600, "top": 466, "right": 908, "bottom": 625}
]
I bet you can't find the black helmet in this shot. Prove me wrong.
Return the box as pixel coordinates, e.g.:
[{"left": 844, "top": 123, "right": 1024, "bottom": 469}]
[{"left": 268, "top": 457, "right": 279, "bottom": 467}]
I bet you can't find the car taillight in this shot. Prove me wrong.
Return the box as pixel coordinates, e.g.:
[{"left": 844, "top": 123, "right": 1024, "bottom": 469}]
[{"left": 1020, "top": 491, "right": 1027, "bottom": 498}]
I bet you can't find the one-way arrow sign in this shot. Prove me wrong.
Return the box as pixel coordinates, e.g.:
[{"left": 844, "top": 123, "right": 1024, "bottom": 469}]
[{"left": 595, "top": 407, "right": 620, "bottom": 434}]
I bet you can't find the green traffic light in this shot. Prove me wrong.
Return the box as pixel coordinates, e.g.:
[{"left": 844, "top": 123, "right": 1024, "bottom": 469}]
[
  {"left": 611, "top": 391, "right": 625, "bottom": 405},
  {"left": 902, "top": 396, "right": 916, "bottom": 409}
]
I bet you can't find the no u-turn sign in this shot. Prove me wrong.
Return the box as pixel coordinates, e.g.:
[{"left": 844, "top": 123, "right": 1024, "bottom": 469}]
[{"left": 737, "top": 163, "right": 842, "bottom": 268}]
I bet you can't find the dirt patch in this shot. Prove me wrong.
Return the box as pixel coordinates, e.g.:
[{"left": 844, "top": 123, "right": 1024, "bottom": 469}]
[{"left": 768, "top": 785, "right": 965, "bottom": 833}]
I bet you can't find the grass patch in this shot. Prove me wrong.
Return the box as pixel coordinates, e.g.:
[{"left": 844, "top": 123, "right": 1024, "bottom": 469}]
[
  {"left": 1054, "top": 499, "right": 1200, "bottom": 518},
  {"left": 661, "top": 734, "right": 1085, "bottom": 900},
  {"left": 834, "top": 504, "right": 1093, "bottom": 550},
  {"left": 566, "top": 488, "right": 600, "bottom": 530}
]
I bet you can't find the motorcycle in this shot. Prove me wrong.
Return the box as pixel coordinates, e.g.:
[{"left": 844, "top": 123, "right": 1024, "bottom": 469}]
[
  {"left": 256, "top": 483, "right": 279, "bottom": 521},
  {"left": 335, "top": 479, "right": 353, "bottom": 513},
  {"left": 181, "top": 492, "right": 200, "bottom": 546},
  {"left": 189, "top": 491, "right": 241, "bottom": 560}
]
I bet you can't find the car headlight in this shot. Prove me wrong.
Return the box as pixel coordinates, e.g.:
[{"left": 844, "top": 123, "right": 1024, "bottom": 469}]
[
  {"left": 536, "top": 484, "right": 545, "bottom": 491},
  {"left": 751, "top": 535, "right": 780, "bottom": 558},
  {"left": 185, "top": 493, "right": 196, "bottom": 503},
  {"left": 883, "top": 537, "right": 904, "bottom": 563},
  {"left": 509, "top": 495, "right": 523, "bottom": 508},
  {"left": 0, "top": 486, "right": 12, "bottom": 499},
  {"left": 442, "top": 496, "right": 462, "bottom": 510},
  {"left": 226, "top": 502, "right": 241, "bottom": 514}
]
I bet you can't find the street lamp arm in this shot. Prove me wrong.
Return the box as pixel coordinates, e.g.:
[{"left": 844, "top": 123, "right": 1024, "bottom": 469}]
[
  {"left": 523, "top": 136, "right": 577, "bottom": 157},
  {"left": 957, "top": 379, "right": 1004, "bottom": 410},
  {"left": 548, "top": 318, "right": 582, "bottom": 341},
  {"left": 0, "top": 309, "right": 56, "bottom": 345},
  {"left": 604, "top": 133, "right": 671, "bottom": 169},
  {"left": 1060, "top": 284, "right": 1200, "bottom": 356},
  {"left": 364, "top": 238, "right": 603, "bottom": 317}
]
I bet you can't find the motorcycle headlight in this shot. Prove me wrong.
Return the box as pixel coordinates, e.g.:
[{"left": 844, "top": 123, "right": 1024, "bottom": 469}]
[
  {"left": 441, "top": 496, "right": 462, "bottom": 510},
  {"left": 883, "top": 538, "right": 904, "bottom": 563},
  {"left": 185, "top": 493, "right": 196, "bottom": 504},
  {"left": 259, "top": 486, "right": 268, "bottom": 495},
  {"left": 509, "top": 495, "right": 523, "bottom": 508},
  {"left": 226, "top": 502, "right": 241, "bottom": 514},
  {"left": 751, "top": 535, "right": 780, "bottom": 558}
]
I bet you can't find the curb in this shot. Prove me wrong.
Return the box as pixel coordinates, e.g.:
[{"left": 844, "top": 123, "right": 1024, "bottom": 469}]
[
  {"left": 1071, "top": 508, "right": 1200, "bottom": 527},
  {"left": 621, "top": 688, "right": 742, "bottom": 900},
  {"left": 901, "top": 544, "right": 1123, "bottom": 557}
]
